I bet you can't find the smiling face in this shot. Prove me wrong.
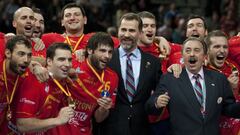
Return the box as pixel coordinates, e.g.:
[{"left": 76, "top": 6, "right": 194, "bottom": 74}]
[
  {"left": 207, "top": 36, "right": 228, "bottom": 69},
  {"left": 88, "top": 44, "right": 113, "bottom": 71},
  {"left": 182, "top": 39, "right": 206, "bottom": 74},
  {"left": 13, "top": 7, "right": 35, "bottom": 38},
  {"left": 47, "top": 49, "right": 72, "bottom": 80},
  {"left": 139, "top": 17, "right": 156, "bottom": 45},
  {"left": 118, "top": 19, "right": 140, "bottom": 53},
  {"left": 61, "top": 7, "right": 86, "bottom": 35}
]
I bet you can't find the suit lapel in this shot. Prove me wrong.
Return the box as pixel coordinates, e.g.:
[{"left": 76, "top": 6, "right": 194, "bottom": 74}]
[
  {"left": 136, "top": 51, "right": 146, "bottom": 93},
  {"left": 204, "top": 69, "right": 216, "bottom": 121},
  {"left": 180, "top": 69, "right": 203, "bottom": 117}
]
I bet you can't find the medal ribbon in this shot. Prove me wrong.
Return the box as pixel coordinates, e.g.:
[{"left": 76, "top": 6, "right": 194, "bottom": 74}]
[
  {"left": 66, "top": 34, "right": 84, "bottom": 52},
  {"left": 49, "top": 72, "right": 71, "bottom": 97},
  {"left": 3, "top": 60, "right": 19, "bottom": 120},
  {"left": 86, "top": 59, "right": 106, "bottom": 91},
  {"left": 76, "top": 78, "right": 97, "bottom": 100}
]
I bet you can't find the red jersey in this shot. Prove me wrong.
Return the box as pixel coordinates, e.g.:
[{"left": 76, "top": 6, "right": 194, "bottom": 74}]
[
  {"left": 42, "top": 33, "right": 120, "bottom": 51},
  {"left": 228, "top": 36, "right": 240, "bottom": 66},
  {"left": 68, "top": 60, "right": 118, "bottom": 135},
  {"left": 31, "top": 40, "right": 46, "bottom": 58},
  {"left": 0, "top": 59, "right": 29, "bottom": 134},
  {"left": 167, "top": 42, "right": 183, "bottom": 66},
  {"left": 207, "top": 59, "right": 240, "bottom": 135},
  {"left": 15, "top": 72, "right": 70, "bottom": 135}
]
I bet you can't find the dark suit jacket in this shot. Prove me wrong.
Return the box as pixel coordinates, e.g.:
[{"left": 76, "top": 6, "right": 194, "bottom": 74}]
[
  {"left": 146, "top": 68, "right": 240, "bottom": 135},
  {"left": 97, "top": 48, "right": 162, "bottom": 135}
]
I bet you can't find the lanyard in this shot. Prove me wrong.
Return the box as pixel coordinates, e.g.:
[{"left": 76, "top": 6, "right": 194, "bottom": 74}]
[
  {"left": 65, "top": 34, "right": 84, "bottom": 52},
  {"left": 3, "top": 60, "right": 19, "bottom": 106},
  {"left": 49, "top": 72, "right": 71, "bottom": 97},
  {"left": 86, "top": 59, "right": 105, "bottom": 84},
  {"left": 3, "top": 60, "right": 19, "bottom": 120}
]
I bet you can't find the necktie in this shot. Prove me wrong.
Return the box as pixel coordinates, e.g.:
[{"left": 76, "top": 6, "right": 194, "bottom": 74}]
[
  {"left": 193, "top": 74, "right": 205, "bottom": 115},
  {"left": 126, "top": 54, "right": 135, "bottom": 102}
]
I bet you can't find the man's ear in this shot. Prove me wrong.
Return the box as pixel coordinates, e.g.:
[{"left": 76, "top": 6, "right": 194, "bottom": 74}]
[
  {"left": 84, "top": 16, "right": 87, "bottom": 24},
  {"left": 5, "top": 49, "right": 11, "bottom": 59},
  {"left": 205, "top": 30, "right": 208, "bottom": 36},
  {"left": 12, "top": 20, "right": 17, "bottom": 28},
  {"left": 46, "top": 58, "right": 52, "bottom": 66},
  {"left": 61, "top": 20, "right": 64, "bottom": 27},
  {"left": 87, "top": 48, "right": 93, "bottom": 55}
]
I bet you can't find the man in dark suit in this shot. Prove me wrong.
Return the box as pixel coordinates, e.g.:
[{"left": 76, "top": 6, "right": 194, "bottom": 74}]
[
  {"left": 146, "top": 37, "right": 240, "bottom": 135},
  {"left": 97, "top": 13, "right": 162, "bottom": 135}
]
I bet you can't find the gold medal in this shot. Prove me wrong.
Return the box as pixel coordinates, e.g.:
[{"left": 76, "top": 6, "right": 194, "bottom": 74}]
[
  {"left": 68, "top": 97, "right": 76, "bottom": 109},
  {"left": 6, "top": 108, "right": 12, "bottom": 121}
]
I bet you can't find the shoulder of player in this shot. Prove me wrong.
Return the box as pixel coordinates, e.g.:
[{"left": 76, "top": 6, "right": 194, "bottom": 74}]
[
  {"left": 22, "top": 72, "right": 42, "bottom": 85},
  {"left": 42, "top": 32, "right": 61, "bottom": 37}
]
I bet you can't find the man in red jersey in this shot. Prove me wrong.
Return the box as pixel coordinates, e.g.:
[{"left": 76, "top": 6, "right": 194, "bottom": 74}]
[
  {"left": 15, "top": 43, "right": 74, "bottom": 135},
  {"left": 137, "top": 11, "right": 170, "bottom": 135},
  {"left": 32, "top": 8, "right": 45, "bottom": 39},
  {"left": 138, "top": 11, "right": 170, "bottom": 73},
  {"left": 0, "top": 35, "right": 32, "bottom": 134},
  {"left": 166, "top": 15, "right": 240, "bottom": 68},
  {"left": 12, "top": 7, "right": 46, "bottom": 63},
  {"left": 41, "top": 3, "right": 119, "bottom": 61},
  {"left": 167, "top": 15, "right": 208, "bottom": 66},
  {"left": 204, "top": 30, "right": 240, "bottom": 135},
  {"left": 68, "top": 32, "right": 118, "bottom": 135},
  {"left": 11, "top": 7, "right": 49, "bottom": 83}
]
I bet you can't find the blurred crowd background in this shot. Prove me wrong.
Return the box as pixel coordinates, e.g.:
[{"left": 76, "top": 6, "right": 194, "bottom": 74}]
[{"left": 0, "top": 0, "right": 239, "bottom": 43}]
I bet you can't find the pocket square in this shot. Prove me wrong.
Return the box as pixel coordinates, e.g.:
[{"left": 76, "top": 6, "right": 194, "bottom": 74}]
[{"left": 211, "top": 83, "right": 215, "bottom": 86}]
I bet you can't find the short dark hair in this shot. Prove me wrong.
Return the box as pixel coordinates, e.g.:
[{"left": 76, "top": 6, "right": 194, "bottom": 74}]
[
  {"left": 61, "top": 2, "right": 86, "bottom": 19},
  {"left": 204, "top": 30, "right": 228, "bottom": 49},
  {"left": 86, "top": 32, "right": 114, "bottom": 57},
  {"left": 182, "top": 37, "right": 207, "bottom": 54},
  {"left": 6, "top": 35, "right": 32, "bottom": 52},
  {"left": 32, "top": 7, "right": 42, "bottom": 15},
  {"left": 119, "top": 13, "right": 143, "bottom": 31},
  {"left": 47, "top": 42, "right": 72, "bottom": 60},
  {"left": 138, "top": 11, "right": 155, "bottom": 20},
  {"left": 185, "top": 14, "right": 207, "bottom": 30}
]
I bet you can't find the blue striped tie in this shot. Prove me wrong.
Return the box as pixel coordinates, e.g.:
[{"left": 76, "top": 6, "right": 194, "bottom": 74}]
[{"left": 126, "top": 54, "right": 135, "bottom": 102}]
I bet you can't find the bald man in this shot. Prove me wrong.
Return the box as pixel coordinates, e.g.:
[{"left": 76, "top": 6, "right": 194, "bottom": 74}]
[{"left": 12, "top": 7, "right": 35, "bottom": 38}]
